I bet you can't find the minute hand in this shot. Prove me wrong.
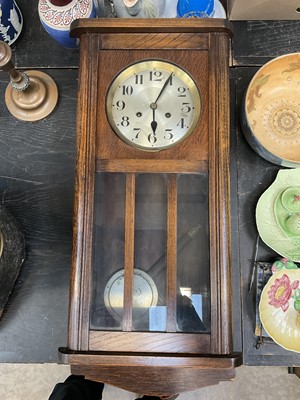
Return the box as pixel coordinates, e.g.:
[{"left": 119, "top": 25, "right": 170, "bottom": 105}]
[{"left": 154, "top": 72, "right": 173, "bottom": 104}]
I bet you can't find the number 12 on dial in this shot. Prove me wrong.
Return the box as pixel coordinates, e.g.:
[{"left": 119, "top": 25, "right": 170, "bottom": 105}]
[{"left": 106, "top": 60, "right": 201, "bottom": 151}]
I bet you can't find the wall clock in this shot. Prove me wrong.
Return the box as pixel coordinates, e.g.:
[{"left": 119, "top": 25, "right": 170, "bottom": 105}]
[{"left": 59, "top": 19, "right": 242, "bottom": 397}]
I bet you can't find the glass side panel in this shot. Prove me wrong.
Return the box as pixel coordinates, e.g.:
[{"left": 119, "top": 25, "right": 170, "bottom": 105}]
[
  {"left": 90, "top": 172, "right": 126, "bottom": 330},
  {"left": 132, "top": 174, "right": 167, "bottom": 332},
  {"left": 176, "top": 173, "right": 210, "bottom": 333}
]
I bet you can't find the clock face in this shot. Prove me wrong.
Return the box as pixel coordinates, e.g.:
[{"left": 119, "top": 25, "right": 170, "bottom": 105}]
[{"left": 106, "top": 60, "right": 201, "bottom": 151}]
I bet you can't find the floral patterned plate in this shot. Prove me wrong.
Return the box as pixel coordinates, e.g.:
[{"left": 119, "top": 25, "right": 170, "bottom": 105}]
[{"left": 259, "top": 267, "right": 300, "bottom": 352}]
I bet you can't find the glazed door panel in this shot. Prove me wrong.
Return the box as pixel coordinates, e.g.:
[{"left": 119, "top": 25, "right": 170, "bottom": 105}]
[{"left": 90, "top": 171, "right": 210, "bottom": 339}]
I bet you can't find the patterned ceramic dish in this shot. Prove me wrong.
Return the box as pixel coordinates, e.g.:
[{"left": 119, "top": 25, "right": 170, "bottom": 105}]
[
  {"left": 256, "top": 168, "right": 300, "bottom": 261},
  {"left": 241, "top": 53, "right": 300, "bottom": 167},
  {"left": 259, "top": 267, "right": 300, "bottom": 353}
]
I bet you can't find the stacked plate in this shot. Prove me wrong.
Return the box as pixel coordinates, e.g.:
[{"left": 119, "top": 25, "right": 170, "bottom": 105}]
[
  {"left": 241, "top": 53, "right": 300, "bottom": 167},
  {"left": 256, "top": 168, "right": 300, "bottom": 352}
]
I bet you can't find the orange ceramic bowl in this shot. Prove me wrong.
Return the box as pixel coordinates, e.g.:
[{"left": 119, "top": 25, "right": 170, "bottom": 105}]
[{"left": 241, "top": 53, "right": 300, "bottom": 167}]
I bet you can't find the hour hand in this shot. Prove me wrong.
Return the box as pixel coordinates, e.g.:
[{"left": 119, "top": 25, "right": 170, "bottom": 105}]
[
  {"left": 150, "top": 107, "right": 157, "bottom": 134},
  {"left": 151, "top": 120, "right": 157, "bottom": 134}
]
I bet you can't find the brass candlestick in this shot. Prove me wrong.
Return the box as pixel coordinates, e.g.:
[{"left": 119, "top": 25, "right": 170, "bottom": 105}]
[{"left": 0, "top": 42, "right": 58, "bottom": 121}]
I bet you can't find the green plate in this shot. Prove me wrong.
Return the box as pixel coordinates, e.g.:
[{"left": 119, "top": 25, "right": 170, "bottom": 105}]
[{"left": 256, "top": 168, "right": 300, "bottom": 261}]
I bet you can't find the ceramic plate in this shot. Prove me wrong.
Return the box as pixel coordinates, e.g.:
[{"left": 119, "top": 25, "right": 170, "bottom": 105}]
[
  {"left": 241, "top": 53, "right": 300, "bottom": 167},
  {"left": 259, "top": 268, "right": 300, "bottom": 353},
  {"left": 256, "top": 168, "right": 300, "bottom": 261}
]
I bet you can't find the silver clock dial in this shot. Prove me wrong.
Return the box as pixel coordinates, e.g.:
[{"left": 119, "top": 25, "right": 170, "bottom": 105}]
[{"left": 106, "top": 60, "right": 201, "bottom": 151}]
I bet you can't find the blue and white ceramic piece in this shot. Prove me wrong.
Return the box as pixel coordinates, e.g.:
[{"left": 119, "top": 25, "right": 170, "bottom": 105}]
[
  {"left": 177, "top": 0, "right": 214, "bottom": 18},
  {"left": 0, "top": 0, "right": 23, "bottom": 45},
  {"left": 38, "top": 0, "right": 96, "bottom": 49},
  {"left": 160, "top": 0, "right": 226, "bottom": 19}
]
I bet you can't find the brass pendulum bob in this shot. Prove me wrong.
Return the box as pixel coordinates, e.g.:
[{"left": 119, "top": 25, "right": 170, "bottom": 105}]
[{"left": 0, "top": 41, "right": 58, "bottom": 121}]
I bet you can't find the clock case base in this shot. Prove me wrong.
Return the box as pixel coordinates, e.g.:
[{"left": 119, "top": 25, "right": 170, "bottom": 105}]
[
  {"left": 59, "top": 348, "right": 242, "bottom": 397},
  {"left": 60, "top": 19, "right": 242, "bottom": 395}
]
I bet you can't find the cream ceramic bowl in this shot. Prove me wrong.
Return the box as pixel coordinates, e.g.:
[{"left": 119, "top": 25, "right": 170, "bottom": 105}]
[{"left": 241, "top": 53, "right": 300, "bottom": 167}]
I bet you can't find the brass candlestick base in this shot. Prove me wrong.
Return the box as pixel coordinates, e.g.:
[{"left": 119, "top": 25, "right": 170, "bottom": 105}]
[
  {"left": 0, "top": 42, "right": 58, "bottom": 122},
  {"left": 5, "top": 70, "right": 58, "bottom": 121}
]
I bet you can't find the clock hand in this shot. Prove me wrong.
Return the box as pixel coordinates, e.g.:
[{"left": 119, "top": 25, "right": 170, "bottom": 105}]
[
  {"left": 149, "top": 73, "right": 173, "bottom": 133},
  {"left": 154, "top": 72, "right": 173, "bottom": 104},
  {"left": 150, "top": 106, "right": 158, "bottom": 134}
]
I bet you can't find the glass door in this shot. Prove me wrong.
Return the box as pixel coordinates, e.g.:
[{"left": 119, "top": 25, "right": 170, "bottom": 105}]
[{"left": 90, "top": 172, "right": 210, "bottom": 334}]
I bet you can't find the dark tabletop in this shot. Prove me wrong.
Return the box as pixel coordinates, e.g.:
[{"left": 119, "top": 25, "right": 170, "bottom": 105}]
[{"left": 0, "top": 0, "right": 300, "bottom": 364}]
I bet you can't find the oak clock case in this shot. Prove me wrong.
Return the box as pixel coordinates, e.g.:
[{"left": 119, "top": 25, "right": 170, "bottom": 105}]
[{"left": 60, "top": 19, "right": 241, "bottom": 396}]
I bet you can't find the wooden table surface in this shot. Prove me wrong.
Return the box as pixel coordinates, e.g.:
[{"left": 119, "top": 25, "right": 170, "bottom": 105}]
[{"left": 0, "top": 0, "right": 300, "bottom": 365}]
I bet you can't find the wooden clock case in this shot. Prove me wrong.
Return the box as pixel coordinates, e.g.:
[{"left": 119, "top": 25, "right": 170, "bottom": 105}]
[{"left": 59, "top": 19, "right": 242, "bottom": 396}]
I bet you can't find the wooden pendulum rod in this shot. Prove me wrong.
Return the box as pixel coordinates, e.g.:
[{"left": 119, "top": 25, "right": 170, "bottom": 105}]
[
  {"left": 166, "top": 174, "right": 178, "bottom": 332},
  {"left": 122, "top": 173, "right": 136, "bottom": 331}
]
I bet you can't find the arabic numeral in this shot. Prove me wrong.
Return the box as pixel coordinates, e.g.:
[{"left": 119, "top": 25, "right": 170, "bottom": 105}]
[
  {"left": 177, "top": 118, "right": 186, "bottom": 129},
  {"left": 177, "top": 87, "right": 187, "bottom": 97},
  {"left": 115, "top": 100, "right": 125, "bottom": 110},
  {"left": 181, "top": 103, "right": 192, "bottom": 113},
  {"left": 164, "top": 129, "right": 173, "bottom": 140},
  {"left": 150, "top": 70, "right": 163, "bottom": 81},
  {"left": 135, "top": 74, "right": 144, "bottom": 84},
  {"left": 121, "top": 116, "right": 130, "bottom": 127},
  {"left": 148, "top": 133, "right": 157, "bottom": 144},
  {"left": 134, "top": 128, "right": 141, "bottom": 138},
  {"left": 122, "top": 85, "right": 133, "bottom": 95}
]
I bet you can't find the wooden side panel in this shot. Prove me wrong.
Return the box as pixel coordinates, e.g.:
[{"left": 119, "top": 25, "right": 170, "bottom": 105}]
[
  {"left": 209, "top": 33, "right": 232, "bottom": 355},
  {"left": 67, "top": 35, "right": 98, "bottom": 351}
]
